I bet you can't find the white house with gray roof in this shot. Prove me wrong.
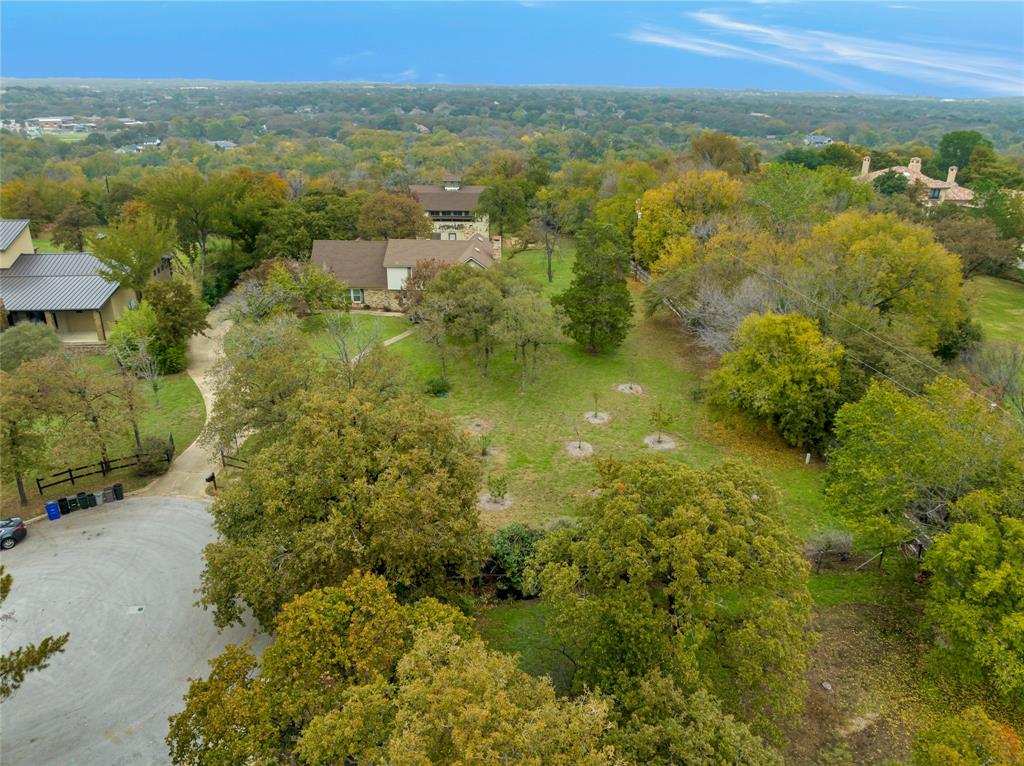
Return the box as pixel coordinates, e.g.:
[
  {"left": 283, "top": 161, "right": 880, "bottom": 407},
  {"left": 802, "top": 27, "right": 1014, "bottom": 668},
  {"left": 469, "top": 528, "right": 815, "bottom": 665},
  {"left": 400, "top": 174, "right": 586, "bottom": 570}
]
[{"left": 0, "top": 220, "right": 141, "bottom": 344}]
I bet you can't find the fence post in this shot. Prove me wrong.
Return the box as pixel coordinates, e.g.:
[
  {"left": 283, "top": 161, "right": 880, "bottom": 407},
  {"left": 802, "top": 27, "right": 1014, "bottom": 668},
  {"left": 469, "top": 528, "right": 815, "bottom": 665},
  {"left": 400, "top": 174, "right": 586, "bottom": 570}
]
[{"left": 36, "top": 477, "right": 44, "bottom": 496}]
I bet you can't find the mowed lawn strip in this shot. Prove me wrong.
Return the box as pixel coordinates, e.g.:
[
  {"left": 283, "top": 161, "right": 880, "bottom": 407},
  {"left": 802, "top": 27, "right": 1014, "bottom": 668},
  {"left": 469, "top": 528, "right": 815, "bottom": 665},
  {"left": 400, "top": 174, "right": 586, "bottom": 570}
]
[{"left": 972, "top": 274, "right": 1024, "bottom": 343}]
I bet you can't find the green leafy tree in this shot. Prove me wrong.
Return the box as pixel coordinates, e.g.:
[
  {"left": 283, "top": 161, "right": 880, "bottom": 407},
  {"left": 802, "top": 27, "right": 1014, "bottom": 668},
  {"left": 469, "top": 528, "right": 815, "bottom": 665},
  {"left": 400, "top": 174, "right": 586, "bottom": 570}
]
[
  {"left": 0, "top": 323, "right": 61, "bottom": 373},
  {"left": 202, "top": 316, "right": 317, "bottom": 452},
  {"left": 924, "top": 487, "right": 1024, "bottom": 704},
  {"left": 478, "top": 178, "right": 530, "bottom": 239},
  {"left": 89, "top": 212, "right": 175, "bottom": 300},
  {"left": 145, "top": 277, "right": 210, "bottom": 371},
  {"left": 144, "top": 166, "right": 223, "bottom": 278},
  {"left": 532, "top": 458, "right": 813, "bottom": 742},
  {"left": 912, "top": 705, "right": 1023, "bottom": 765},
  {"left": 826, "top": 377, "right": 1024, "bottom": 545},
  {"left": 356, "top": 191, "right": 432, "bottom": 240},
  {"left": 750, "top": 163, "right": 827, "bottom": 235},
  {"left": 200, "top": 386, "right": 486, "bottom": 629},
  {"left": 170, "top": 572, "right": 472, "bottom": 764},
  {"left": 501, "top": 292, "right": 561, "bottom": 391},
  {"left": 930, "top": 213, "right": 1020, "bottom": 278},
  {"left": 50, "top": 202, "right": 98, "bottom": 251},
  {"left": 255, "top": 191, "right": 368, "bottom": 260},
  {"left": 491, "top": 524, "right": 545, "bottom": 597},
  {"left": 685, "top": 131, "right": 760, "bottom": 176},
  {"left": 709, "top": 312, "right": 844, "bottom": 449},
  {"left": 170, "top": 572, "right": 613, "bottom": 766},
  {"left": 608, "top": 672, "right": 783, "bottom": 766},
  {"left": 873, "top": 169, "right": 909, "bottom": 196},
  {"left": 0, "top": 566, "right": 69, "bottom": 700},
  {"left": 937, "top": 130, "right": 992, "bottom": 172},
  {"left": 552, "top": 221, "right": 633, "bottom": 352},
  {"left": 0, "top": 356, "right": 70, "bottom": 505}
]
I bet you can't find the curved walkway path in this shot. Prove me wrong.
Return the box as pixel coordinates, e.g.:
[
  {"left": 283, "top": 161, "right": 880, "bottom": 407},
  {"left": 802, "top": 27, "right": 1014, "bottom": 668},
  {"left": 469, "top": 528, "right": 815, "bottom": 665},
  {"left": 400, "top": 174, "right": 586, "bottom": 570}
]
[{"left": 138, "top": 300, "right": 235, "bottom": 499}]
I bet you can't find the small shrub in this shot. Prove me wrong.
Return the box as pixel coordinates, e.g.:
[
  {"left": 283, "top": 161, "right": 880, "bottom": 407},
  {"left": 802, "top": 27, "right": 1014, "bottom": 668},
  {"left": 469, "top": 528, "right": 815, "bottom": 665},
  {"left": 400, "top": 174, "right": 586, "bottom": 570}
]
[
  {"left": 491, "top": 524, "right": 545, "bottom": 597},
  {"left": 425, "top": 377, "right": 450, "bottom": 396},
  {"left": 486, "top": 474, "right": 509, "bottom": 501},
  {"left": 154, "top": 340, "right": 188, "bottom": 374},
  {"left": 479, "top": 432, "right": 494, "bottom": 457},
  {"left": 0, "top": 323, "right": 62, "bottom": 373},
  {"left": 136, "top": 436, "right": 170, "bottom": 477}
]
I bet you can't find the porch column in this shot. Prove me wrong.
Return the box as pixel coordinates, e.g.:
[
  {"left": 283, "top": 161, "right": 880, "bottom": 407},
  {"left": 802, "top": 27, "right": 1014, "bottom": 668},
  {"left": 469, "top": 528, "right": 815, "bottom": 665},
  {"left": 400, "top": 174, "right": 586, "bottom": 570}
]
[
  {"left": 93, "top": 311, "right": 106, "bottom": 342},
  {"left": 45, "top": 311, "right": 57, "bottom": 329}
]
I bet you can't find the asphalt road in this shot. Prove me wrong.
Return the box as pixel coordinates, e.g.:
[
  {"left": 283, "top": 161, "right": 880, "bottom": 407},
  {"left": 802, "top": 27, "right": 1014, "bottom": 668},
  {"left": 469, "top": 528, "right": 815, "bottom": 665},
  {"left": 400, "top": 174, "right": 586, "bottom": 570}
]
[{"left": 0, "top": 497, "right": 264, "bottom": 766}]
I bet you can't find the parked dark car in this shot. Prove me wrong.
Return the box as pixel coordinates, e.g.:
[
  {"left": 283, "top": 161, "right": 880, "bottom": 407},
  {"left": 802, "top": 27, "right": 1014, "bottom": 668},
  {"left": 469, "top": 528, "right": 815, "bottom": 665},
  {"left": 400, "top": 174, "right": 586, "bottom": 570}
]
[{"left": 1, "top": 518, "right": 27, "bottom": 550}]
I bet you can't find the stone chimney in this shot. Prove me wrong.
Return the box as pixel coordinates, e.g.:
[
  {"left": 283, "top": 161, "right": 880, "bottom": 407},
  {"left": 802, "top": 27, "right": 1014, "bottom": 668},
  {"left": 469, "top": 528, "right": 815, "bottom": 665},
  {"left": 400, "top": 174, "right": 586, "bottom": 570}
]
[
  {"left": 946, "top": 165, "right": 958, "bottom": 185},
  {"left": 909, "top": 157, "right": 922, "bottom": 173},
  {"left": 860, "top": 156, "right": 871, "bottom": 177}
]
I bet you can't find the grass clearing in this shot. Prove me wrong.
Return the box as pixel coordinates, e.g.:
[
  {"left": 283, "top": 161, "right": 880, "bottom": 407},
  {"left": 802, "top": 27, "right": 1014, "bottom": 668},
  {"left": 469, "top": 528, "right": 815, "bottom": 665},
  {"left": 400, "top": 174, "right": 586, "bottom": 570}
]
[
  {"left": 972, "top": 275, "right": 1024, "bottom": 343},
  {"left": 385, "top": 247, "right": 828, "bottom": 535}
]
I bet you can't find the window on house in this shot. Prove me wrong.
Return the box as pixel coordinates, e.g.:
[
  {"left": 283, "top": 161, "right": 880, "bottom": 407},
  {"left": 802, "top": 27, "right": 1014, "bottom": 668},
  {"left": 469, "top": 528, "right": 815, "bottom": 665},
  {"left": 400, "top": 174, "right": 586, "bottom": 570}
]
[
  {"left": 930, "top": 188, "right": 941, "bottom": 200},
  {"left": 448, "top": 232, "right": 457, "bottom": 240},
  {"left": 349, "top": 288, "right": 364, "bottom": 303}
]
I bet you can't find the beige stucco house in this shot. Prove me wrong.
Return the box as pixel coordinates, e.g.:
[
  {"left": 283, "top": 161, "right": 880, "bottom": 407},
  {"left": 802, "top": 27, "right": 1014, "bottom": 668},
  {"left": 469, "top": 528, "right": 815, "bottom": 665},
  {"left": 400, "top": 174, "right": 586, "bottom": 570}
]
[
  {"left": 312, "top": 234, "right": 498, "bottom": 311},
  {"left": 858, "top": 156, "right": 975, "bottom": 205},
  {"left": 410, "top": 179, "right": 492, "bottom": 241},
  {"left": 0, "top": 219, "right": 138, "bottom": 344}
]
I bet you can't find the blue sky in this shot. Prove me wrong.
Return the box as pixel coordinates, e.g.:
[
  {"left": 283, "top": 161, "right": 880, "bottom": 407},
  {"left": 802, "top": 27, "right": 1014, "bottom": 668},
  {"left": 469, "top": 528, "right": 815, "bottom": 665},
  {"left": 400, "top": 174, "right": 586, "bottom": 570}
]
[{"left": 2, "top": 2, "right": 1021, "bottom": 97}]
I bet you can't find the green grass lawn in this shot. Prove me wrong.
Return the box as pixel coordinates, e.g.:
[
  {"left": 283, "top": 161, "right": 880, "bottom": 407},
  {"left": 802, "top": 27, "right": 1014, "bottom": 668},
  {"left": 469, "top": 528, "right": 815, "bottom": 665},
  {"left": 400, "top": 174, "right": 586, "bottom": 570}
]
[
  {"left": 0, "top": 353, "right": 205, "bottom": 516},
  {"left": 304, "top": 311, "right": 411, "bottom": 356},
  {"left": 972, "top": 275, "right": 1024, "bottom": 343},
  {"left": 386, "top": 247, "right": 829, "bottom": 535}
]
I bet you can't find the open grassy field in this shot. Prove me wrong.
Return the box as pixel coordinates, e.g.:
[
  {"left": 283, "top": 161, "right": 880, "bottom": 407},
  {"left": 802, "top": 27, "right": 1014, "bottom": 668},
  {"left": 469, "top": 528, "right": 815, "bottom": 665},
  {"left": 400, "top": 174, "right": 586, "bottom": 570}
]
[
  {"left": 387, "top": 246, "right": 830, "bottom": 535},
  {"left": 0, "top": 353, "right": 205, "bottom": 517},
  {"left": 303, "top": 311, "right": 410, "bottom": 356},
  {"left": 972, "top": 274, "right": 1024, "bottom": 343}
]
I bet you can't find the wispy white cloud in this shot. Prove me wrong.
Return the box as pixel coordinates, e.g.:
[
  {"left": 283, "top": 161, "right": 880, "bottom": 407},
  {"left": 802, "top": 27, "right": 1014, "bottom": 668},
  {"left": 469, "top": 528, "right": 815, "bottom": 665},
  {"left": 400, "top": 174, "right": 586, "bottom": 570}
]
[{"left": 628, "top": 10, "right": 1024, "bottom": 95}]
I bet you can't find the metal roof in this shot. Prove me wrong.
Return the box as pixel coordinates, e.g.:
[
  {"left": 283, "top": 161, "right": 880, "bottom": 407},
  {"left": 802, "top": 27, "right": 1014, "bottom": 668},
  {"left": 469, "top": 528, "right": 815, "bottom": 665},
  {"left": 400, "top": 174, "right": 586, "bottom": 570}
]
[
  {"left": 0, "top": 252, "right": 120, "bottom": 311},
  {"left": 0, "top": 220, "right": 30, "bottom": 252}
]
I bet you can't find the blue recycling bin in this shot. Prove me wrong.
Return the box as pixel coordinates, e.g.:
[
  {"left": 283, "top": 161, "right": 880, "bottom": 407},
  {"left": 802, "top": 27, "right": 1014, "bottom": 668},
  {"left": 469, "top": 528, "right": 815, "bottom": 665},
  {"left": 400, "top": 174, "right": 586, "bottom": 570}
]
[{"left": 45, "top": 501, "right": 60, "bottom": 521}]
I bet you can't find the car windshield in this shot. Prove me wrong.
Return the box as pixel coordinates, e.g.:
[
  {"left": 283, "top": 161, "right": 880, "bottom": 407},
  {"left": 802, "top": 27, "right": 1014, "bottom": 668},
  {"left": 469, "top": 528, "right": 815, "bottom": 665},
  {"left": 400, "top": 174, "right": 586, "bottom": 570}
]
[{"left": 0, "top": 519, "right": 21, "bottom": 527}]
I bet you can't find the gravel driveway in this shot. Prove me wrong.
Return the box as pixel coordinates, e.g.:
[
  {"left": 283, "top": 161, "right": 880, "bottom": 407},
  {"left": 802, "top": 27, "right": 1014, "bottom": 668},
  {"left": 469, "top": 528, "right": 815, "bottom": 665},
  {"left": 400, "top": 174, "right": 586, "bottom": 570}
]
[{"left": 0, "top": 497, "right": 263, "bottom": 766}]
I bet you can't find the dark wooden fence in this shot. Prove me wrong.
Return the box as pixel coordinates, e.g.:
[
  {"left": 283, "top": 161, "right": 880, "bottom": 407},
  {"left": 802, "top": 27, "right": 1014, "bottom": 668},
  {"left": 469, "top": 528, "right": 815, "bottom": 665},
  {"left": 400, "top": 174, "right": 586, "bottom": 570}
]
[
  {"left": 35, "top": 433, "right": 175, "bottom": 495},
  {"left": 220, "top": 450, "right": 249, "bottom": 470}
]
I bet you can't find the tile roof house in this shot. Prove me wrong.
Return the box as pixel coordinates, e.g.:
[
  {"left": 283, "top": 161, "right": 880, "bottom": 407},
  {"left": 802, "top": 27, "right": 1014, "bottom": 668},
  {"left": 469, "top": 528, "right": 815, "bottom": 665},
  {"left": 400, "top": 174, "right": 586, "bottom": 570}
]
[
  {"left": 0, "top": 220, "right": 140, "bottom": 344},
  {"left": 409, "top": 179, "right": 491, "bottom": 241},
  {"left": 858, "top": 156, "right": 975, "bottom": 205},
  {"left": 312, "top": 234, "right": 498, "bottom": 311}
]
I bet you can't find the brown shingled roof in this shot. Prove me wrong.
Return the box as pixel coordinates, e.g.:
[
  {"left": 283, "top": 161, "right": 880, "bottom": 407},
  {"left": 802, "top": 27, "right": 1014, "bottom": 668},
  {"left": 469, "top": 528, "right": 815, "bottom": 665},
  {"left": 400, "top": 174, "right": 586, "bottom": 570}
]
[
  {"left": 311, "top": 240, "right": 388, "bottom": 289},
  {"left": 409, "top": 184, "right": 487, "bottom": 212},
  {"left": 311, "top": 236, "right": 496, "bottom": 290}
]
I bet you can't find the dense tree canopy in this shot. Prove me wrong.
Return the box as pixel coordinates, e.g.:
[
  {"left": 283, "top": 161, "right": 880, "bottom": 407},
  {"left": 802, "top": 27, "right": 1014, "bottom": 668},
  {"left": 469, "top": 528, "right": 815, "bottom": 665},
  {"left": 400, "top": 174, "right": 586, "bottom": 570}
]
[
  {"left": 200, "top": 383, "right": 486, "bottom": 628},
  {"left": 532, "top": 458, "right": 812, "bottom": 742},
  {"left": 924, "top": 486, "right": 1024, "bottom": 705},
  {"left": 171, "top": 572, "right": 616, "bottom": 766},
  {"left": 709, "top": 311, "right": 845, "bottom": 449},
  {"left": 826, "top": 377, "right": 1024, "bottom": 545}
]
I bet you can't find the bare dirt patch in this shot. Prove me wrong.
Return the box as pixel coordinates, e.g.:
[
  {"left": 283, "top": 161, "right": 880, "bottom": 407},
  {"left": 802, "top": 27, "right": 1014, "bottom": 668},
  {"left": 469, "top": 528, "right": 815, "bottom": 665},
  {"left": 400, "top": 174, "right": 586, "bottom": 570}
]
[
  {"left": 564, "top": 441, "right": 594, "bottom": 458},
  {"left": 644, "top": 434, "right": 677, "bottom": 450},
  {"left": 477, "top": 492, "right": 514, "bottom": 512},
  {"left": 583, "top": 411, "right": 610, "bottom": 425},
  {"left": 615, "top": 383, "right": 643, "bottom": 395}
]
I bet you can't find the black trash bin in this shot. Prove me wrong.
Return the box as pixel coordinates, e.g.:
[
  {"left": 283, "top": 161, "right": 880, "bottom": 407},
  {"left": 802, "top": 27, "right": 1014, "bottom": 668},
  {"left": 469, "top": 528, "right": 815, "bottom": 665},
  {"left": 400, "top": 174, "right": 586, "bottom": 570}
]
[
  {"left": 112, "top": 483, "right": 124, "bottom": 501},
  {"left": 66, "top": 495, "right": 79, "bottom": 512},
  {"left": 58, "top": 496, "right": 70, "bottom": 515},
  {"left": 77, "top": 492, "right": 90, "bottom": 509}
]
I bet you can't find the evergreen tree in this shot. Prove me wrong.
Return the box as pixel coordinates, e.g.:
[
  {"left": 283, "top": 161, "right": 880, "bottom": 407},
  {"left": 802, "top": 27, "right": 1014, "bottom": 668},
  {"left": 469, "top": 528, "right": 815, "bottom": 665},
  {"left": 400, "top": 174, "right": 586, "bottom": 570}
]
[{"left": 552, "top": 221, "right": 633, "bottom": 353}]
